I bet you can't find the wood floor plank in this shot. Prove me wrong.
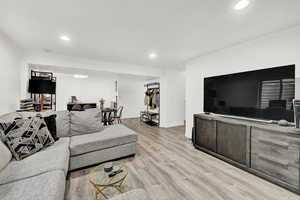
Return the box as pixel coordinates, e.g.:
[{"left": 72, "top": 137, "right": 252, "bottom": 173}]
[{"left": 65, "top": 118, "right": 300, "bottom": 200}]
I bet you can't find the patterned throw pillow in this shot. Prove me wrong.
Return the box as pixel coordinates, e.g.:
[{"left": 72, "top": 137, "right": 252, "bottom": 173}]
[
  {"left": 0, "top": 122, "right": 12, "bottom": 142},
  {"left": 1, "top": 117, "right": 55, "bottom": 160}
]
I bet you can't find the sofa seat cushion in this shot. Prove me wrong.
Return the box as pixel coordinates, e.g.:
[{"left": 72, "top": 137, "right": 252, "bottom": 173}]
[
  {"left": 110, "top": 189, "right": 150, "bottom": 200},
  {"left": 0, "top": 170, "right": 65, "bottom": 200},
  {"left": 70, "top": 124, "right": 137, "bottom": 156},
  {"left": 0, "top": 137, "right": 70, "bottom": 185}
]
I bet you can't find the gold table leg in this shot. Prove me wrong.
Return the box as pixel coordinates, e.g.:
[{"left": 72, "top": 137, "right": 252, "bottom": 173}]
[
  {"left": 90, "top": 178, "right": 126, "bottom": 200},
  {"left": 112, "top": 177, "right": 125, "bottom": 193},
  {"left": 90, "top": 181, "right": 109, "bottom": 199}
]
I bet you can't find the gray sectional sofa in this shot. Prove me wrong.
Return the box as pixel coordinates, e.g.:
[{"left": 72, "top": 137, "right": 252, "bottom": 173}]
[{"left": 0, "top": 109, "right": 138, "bottom": 200}]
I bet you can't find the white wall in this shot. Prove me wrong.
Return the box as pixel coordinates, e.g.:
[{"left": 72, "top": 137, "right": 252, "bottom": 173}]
[
  {"left": 55, "top": 73, "right": 116, "bottom": 111},
  {"left": 0, "top": 32, "right": 23, "bottom": 114},
  {"left": 118, "top": 79, "right": 145, "bottom": 118},
  {"left": 185, "top": 25, "right": 300, "bottom": 138},
  {"left": 160, "top": 69, "right": 186, "bottom": 127},
  {"left": 52, "top": 73, "right": 146, "bottom": 119}
]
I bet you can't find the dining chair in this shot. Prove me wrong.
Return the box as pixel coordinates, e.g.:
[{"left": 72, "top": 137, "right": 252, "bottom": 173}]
[
  {"left": 83, "top": 104, "right": 92, "bottom": 110},
  {"left": 72, "top": 104, "right": 82, "bottom": 111},
  {"left": 114, "top": 106, "right": 123, "bottom": 124}
]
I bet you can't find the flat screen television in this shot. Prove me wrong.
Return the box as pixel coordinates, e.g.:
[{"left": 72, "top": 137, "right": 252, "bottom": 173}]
[
  {"left": 28, "top": 79, "right": 56, "bottom": 94},
  {"left": 204, "top": 65, "right": 295, "bottom": 122}
]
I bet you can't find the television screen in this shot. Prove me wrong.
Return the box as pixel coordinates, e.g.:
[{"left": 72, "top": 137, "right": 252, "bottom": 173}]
[
  {"left": 28, "top": 79, "right": 56, "bottom": 94},
  {"left": 204, "top": 65, "right": 295, "bottom": 122}
]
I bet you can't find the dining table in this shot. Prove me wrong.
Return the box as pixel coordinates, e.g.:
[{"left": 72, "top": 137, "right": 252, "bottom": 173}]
[{"left": 102, "top": 108, "right": 117, "bottom": 126}]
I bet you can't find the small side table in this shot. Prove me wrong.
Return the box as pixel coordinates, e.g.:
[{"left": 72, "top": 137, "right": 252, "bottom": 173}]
[{"left": 89, "top": 163, "right": 128, "bottom": 199}]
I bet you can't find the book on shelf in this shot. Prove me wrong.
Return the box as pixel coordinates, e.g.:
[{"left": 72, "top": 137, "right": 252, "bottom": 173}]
[
  {"left": 19, "top": 98, "right": 34, "bottom": 112},
  {"left": 20, "top": 98, "right": 33, "bottom": 103}
]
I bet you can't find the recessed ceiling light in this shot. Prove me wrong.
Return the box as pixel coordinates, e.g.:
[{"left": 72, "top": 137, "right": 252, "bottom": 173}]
[
  {"left": 148, "top": 52, "right": 158, "bottom": 60},
  {"left": 73, "top": 74, "right": 88, "bottom": 79},
  {"left": 60, "top": 35, "right": 71, "bottom": 41},
  {"left": 234, "top": 0, "right": 250, "bottom": 10}
]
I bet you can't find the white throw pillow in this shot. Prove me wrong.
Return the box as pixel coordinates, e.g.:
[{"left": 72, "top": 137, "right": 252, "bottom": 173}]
[{"left": 0, "top": 140, "right": 12, "bottom": 171}]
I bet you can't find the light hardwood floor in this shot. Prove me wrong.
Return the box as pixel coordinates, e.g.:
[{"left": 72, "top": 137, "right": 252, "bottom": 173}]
[{"left": 65, "top": 118, "right": 300, "bottom": 200}]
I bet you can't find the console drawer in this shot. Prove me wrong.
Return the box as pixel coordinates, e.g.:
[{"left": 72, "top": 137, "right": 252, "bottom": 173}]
[{"left": 251, "top": 127, "right": 300, "bottom": 188}]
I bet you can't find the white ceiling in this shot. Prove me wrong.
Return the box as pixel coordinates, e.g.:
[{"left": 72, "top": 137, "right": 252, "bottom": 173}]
[
  {"left": 1, "top": 0, "right": 300, "bottom": 68},
  {"left": 29, "top": 64, "right": 158, "bottom": 81}
]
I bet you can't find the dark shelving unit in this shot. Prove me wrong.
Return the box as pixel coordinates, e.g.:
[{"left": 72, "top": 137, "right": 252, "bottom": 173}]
[
  {"left": 140, "top": 82, "right": 160, "bottom": 126},
  {"left": 30, "top": 70, "right": 56, "bottom": 111}
]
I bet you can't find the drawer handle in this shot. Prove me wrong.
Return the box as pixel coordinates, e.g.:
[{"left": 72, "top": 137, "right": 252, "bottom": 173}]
[
  {"left": 258, "top": 154, "right": 289, "bottom": 168},
  {"left": 258, "top": 138, "right": 289, "bottom": 148}
]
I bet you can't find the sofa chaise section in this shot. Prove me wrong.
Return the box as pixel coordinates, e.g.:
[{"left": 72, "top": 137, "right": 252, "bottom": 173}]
[
  {"left": 70, "top": 124, "right": 137, "bottom": 156},
  {"left": 69, "top": 124, "right": 137, "bottom": 170}
]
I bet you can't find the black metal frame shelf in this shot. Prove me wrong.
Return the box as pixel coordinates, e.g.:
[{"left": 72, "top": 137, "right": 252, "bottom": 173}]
[
  {"left": 30, "top": 70, "right": 56, "bottom": 111},
  {"left": 140, "top": 82, "right": 160, "bottom": 126}
]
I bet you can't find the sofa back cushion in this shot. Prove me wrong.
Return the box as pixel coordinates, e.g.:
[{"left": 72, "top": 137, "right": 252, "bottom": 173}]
[
  {"left": 0, "top": 111, "right": 71, "bottom": 139},
  {"left": 0, "top": 139, "right": 12, "bottom": 171},
  {"left": 0, "top": 111, "right": 54, "bottom": 119},
  {"left": 55, "top": 111, "right": 71, "bottom": 138},
  {"left": 70, "top": 108, "right": 104, "bottom": 136}
]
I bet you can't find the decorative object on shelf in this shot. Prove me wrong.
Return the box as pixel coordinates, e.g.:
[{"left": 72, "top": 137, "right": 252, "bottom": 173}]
[
  {"left": 71, "top": 96, "right": 78, "bottom": 103},
  {"left": 278, "top": 119, "right": 289, "bottom": 126},
  {"left": 140, "top": 82, "right": 160, "bottom": 126},
  {"left": 100, "top": 98, "right": 105, "bottom": 110},
  {"left": 104, "top": 162, "right": 113, "bottom": 173},
  {"left": 28, "top": 70, "right": 56, "bottom": 112},
  {"left": 111, "top": 101, "right": 117, "bottom": 109},
  {"left": 115, "top": 80, "right": 119, "bottom": 109},
  {"left": 294, "top": 99, "right": 300, "bottom": 128}
]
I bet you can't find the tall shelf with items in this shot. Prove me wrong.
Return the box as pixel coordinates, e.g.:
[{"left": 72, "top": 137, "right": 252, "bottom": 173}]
[
  {"left": 140, "top": 82, "right": 160, "bottom": 126},
  {"left": 29, "top": 70, "right": 56, "bottom": 112}
]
